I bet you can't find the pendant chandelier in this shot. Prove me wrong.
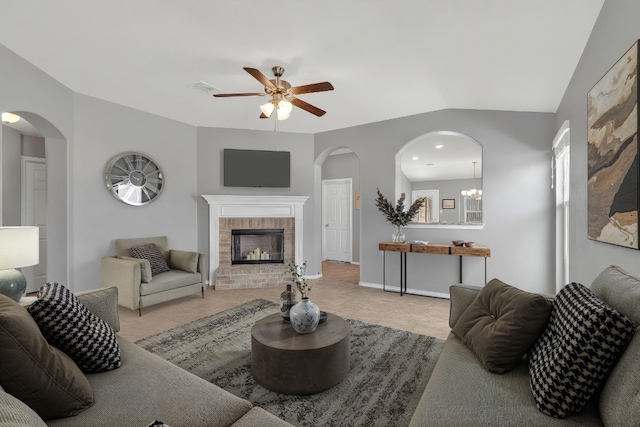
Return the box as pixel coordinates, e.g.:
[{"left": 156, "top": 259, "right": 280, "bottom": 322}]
[{"left": 461, "top": 161, "right": 482, "bottom": 200}]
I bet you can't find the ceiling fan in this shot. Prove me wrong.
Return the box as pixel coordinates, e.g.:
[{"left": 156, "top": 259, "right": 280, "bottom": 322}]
[{"left": 213, "top": 66, "right": 334, "bottom": 120}]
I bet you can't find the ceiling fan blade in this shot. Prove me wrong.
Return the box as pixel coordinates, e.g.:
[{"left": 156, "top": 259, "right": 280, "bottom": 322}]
[
  {"left": 243, "top": 67, "right": 276, "bottom": 89},
  {"left": 213, "top": 92, "right": 266, "bottom": 97},
  {"left": 260, "top": 112, "right": 269, "bottom": 119},
  {"left": 290, "top": 97, "right": 326, "bottom": 117},
  {"left": 289, "top": 82, "right": 334, "bottom": 95}
]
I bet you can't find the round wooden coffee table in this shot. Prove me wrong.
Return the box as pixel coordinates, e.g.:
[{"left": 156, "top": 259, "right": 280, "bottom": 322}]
[{"left": 251, "top": 312, "right": 350, "bottom": 395}]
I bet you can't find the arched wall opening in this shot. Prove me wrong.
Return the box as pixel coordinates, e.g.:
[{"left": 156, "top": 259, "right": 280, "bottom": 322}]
[{"left": 2, "top": 111, "right": 70, "bottom": 287}]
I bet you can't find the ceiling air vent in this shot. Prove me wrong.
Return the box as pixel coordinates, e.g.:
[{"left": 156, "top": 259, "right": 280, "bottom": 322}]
[{"left": 191, "top": 80, "right": 222, "bottom": 95}]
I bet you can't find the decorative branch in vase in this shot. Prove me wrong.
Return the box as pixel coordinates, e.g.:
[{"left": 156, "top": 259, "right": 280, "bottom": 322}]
[
  {"left": 286, "top": 261, "right": 320, "bottom": 334},
  {"left": 286, "top": 261, "right": 312, "bottom": 298},
  {"left": 375, "top": 188, "right": 426, "bottom": 242}
]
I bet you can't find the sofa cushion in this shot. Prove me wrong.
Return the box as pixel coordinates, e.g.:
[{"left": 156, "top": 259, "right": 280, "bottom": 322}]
[
  {"left": 169, "top": 250, "right": 198, "bottom": 274},
  {"left": 28, "top": 282, "right": 122, "bottom": 373},
  {"left": 139, "top": 270, "right": 202, "bottom": 296},
  {"left": 45, "top": 338, "right": 254, "bottom": 427},
  {"left": 528, "top": 282, "right": 635, "bottom": 419},
  {"left": 75, "top": 286, "right": 121, "bottom": 333},
  {"left": 0, "top": 294, "right": 94, "bottom": 420},
  {"left": 452, "top": 278, "right": 553, "bottom": 373},
  {"left": 589, "top": 266, "right": 640, "bottom": 426},
  {"left": 409, "top": 333, "right": 603, "bottom": 427},
  {"left": 0, "top": 389, "right": 47, "bottom": 427},
  {"left": 118, "top": 255, "right": 152, "bottom": 282},
  {"left": 131, "top": 243, "right": 171, "bottom": 276}
]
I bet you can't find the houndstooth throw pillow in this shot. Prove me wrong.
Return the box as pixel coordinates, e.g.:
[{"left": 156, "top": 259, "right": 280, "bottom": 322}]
[
  {"left": 27, "top": 282, "right": 121, "bottom": 373},
  {"left": 130, "top": 243, "right": 170, "bottom": 276},
  {"left": 528, "top": 282, "right": 634, "bottom": 418}
]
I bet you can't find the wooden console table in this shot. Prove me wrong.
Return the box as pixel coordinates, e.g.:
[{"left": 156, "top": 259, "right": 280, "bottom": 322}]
[{"left": 379, "top": 242, "right": 491, "bottom": 296}]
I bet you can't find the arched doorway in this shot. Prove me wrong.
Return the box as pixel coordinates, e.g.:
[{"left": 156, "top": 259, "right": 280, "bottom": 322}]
[
  {"left": 1, "top": 111, "right": 70, "bottom": 287},
  {"left": 315, "top": 147, "right": 361, "bottom": 284}
]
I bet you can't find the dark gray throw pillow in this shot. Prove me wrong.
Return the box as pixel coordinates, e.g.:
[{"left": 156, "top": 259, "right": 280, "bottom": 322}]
[
  {"left": 452, "top": 278, "right": 553, "bottom": 374},
  {"left": 528, "top": 282, "right": 635, "bottom": 419},
  {"left": 0, "top": 294, "right": 93, "bottom": 420},
  {"left": 131, "top": 243, "right": 170, "bottom": 276},
  {"left": 28, "top": 282, "right": 121, "bottom": 373}
]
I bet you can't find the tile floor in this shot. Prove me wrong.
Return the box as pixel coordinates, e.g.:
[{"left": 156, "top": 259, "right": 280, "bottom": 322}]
[{"left": 118, "top": 261, "right": 452, "bottom": 342}]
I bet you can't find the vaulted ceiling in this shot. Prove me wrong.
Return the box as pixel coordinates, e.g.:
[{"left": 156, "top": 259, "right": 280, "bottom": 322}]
[{"left": 0, "top": 1, "right": 604, "bottom": 134}]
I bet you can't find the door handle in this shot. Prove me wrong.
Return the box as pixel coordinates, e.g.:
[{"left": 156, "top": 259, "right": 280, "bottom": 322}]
[{"left": 325, "top": 224, "right": 329, "bottom": 227}]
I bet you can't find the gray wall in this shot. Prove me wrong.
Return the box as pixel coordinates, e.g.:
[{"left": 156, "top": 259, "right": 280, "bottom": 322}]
[
  {"left": 321, "top": 152, "right": 361, "bottom": 263},
  {"left": 315, "top": 109, "right": 556, "bottom": 295},
  {"left": 412, "top": 178, "right": 481, "bottom": 224},
  {"left": 556, "top": 0, "right": 640, "bottom": 283},
  {"left": 1, "top": 125, "right": 21, "bottom": 226},
  {"left": 0, "top": 44, "right": 73, "bottom": 286},
  {"left": 73, "top": 94, "right": 199, "bottom": 290},
  {"left": 1, "top": 129, "right": 46, "bottom": 226},
  {"left": 22, "top": 135, "right": 45, "bottom": 158},
  {"left": 196, "top": 127, "right": 317, "bottom": 277}
]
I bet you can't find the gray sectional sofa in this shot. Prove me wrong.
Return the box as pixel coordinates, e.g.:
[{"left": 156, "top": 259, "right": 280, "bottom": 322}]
[
  {"left": 410, "top": 265, "right": 640, "bottom": 427},
  {"left": 0, "top": 287, "right": 292, "bottom": 427}
]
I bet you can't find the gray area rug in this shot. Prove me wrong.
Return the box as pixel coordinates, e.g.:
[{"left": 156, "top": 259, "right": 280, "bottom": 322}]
[{"left": 135, "top": 299, "right": 444, "bottom": 427}]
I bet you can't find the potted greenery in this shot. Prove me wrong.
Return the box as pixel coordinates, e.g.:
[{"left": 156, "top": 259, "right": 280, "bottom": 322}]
[{"left": 375, "top": 188, "right": 426, "bottom": 242}]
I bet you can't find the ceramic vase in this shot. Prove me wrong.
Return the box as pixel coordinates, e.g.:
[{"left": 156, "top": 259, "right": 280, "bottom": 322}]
[
  {"left": 392, "top": 225, "right": 406, "bottom": 243},
  {"left": 289, "top": 297, "right": 320, "bottom": 334}
]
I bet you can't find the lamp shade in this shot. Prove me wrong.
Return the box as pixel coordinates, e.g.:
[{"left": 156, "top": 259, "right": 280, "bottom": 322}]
[
  {"left": 0, "top": 226, "right": 39, "bottom": 269},
  {"left": 260, "top": 102, "right": 275, "bottom": 117}
]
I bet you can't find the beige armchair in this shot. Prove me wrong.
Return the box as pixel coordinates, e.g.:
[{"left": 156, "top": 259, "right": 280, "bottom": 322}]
[{"left": 101, "top": 236, "right": 205, "bottom": 316}]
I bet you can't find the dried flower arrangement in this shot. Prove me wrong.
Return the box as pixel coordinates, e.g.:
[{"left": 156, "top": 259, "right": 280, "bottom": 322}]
[
  {"left": 375, "top": 188, "right": 426, "bottom": 226},
  {"left": 286, "top": 261, "right": 311, "bottom": 298}
]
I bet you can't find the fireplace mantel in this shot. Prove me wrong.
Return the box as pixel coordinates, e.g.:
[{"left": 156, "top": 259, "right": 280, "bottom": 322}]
[{"left": 202, "top": 195, "right": 309, "bottom": 282}]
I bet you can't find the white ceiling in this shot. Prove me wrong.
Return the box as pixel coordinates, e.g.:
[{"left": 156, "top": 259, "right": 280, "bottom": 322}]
[
  {"left": 400, "top": 132, "right": 482, "bottom": 181},
  {"left": 0, "top": 1, "right": 603, "bottom": 135}
]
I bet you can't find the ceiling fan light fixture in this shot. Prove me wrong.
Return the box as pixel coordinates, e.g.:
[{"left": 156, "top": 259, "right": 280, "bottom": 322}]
[
  {"left": 260, "top": 101, "right": 275, "bottom": 118},
  {"left": 278, "top": 100, "right": 293, "bottom": 116},
  {"left": 2, "top": 112, "right": 20, "bottom": 124},
  {"left": 277, "top": 110, "right": 290, "bottom": 121}
]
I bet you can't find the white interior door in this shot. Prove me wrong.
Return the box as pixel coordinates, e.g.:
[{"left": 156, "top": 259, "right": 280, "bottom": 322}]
[
  {"left": 323, "top": 179, "right": 352, "bottom": 262},
  {"left": 22, "top": 157, "right": 47, "bottom": 292}
]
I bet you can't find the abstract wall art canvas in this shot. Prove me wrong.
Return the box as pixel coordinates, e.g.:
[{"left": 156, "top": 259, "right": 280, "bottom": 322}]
[{"left": 587, "top": 40, "right": 639, "bottom": 249}]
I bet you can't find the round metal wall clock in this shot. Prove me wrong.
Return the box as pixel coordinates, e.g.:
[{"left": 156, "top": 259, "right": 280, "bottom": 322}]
[{"left": 104, "top": 152, "right": 164, "bottom": 206}]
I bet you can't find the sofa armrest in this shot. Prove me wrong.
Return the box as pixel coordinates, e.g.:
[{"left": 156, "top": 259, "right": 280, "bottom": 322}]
[
  {"left": 197, "top": 252, "right": 206, "bottom": 283},
  {"left": 75, "top": 286, "right": 121, "bottom": 333},
  {"left": 167, "top": 250, "right": 206, "bottom": 283},
  {"left": 449, "top": 284, "right": 482, "bottom": 329},
  {"left": 101, "top": 256, "right": 141, "bottom": 311}
]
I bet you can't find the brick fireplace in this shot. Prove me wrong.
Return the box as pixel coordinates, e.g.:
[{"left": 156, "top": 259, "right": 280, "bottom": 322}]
[{"left": 202, "top": 195, "right": 308, "bottom": 290}]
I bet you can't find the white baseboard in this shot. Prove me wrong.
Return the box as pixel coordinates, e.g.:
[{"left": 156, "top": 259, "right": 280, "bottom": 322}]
[
  {"left": 359, "top": 281, "right": 450, "bottom": 299},
  {"left": 305, "top": 273, "right": 322, "bottom": 280}
]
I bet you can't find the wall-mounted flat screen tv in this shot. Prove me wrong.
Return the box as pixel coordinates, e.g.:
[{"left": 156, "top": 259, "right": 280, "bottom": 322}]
[{"left": 223, "top": 149, "right": 291, "bottom": 188}]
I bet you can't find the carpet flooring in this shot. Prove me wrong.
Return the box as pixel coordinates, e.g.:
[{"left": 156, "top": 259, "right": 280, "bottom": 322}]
[{"left": 135, "top": 299, "right": 444, "bottom": 427}]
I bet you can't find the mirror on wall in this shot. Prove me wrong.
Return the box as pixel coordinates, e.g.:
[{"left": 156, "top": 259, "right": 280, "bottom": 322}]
[{"left": 396, "top": 131, "right": 483, "bottom": 227}]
